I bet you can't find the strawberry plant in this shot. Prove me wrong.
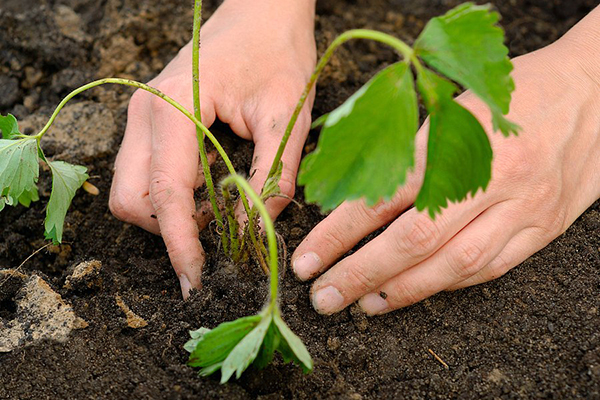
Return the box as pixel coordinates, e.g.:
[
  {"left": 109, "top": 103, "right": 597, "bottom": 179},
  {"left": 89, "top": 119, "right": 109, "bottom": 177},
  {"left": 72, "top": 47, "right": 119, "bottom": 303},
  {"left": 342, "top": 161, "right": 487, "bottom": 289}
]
[{"left": 0, "top": 1, "right": 517, "bottom": 383}]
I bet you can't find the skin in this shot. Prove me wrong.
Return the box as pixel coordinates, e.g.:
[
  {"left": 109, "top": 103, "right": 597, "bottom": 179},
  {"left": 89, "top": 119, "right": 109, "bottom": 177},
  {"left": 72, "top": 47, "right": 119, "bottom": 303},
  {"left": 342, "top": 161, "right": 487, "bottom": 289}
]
[
  {"left": 292, "top": 6, "right": 600, "bottom": 315},
  {"left": 109, "top": 0, "right": 316, "bottom": 297}
]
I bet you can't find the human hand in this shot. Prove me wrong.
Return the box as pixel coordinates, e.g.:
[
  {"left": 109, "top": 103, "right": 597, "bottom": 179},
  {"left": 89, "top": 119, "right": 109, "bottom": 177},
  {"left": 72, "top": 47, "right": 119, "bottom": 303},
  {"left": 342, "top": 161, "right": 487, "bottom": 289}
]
[
  {"left": 109, "top": 0, "right": 316, "bottom": 297},
  {"left": 292, "top": 10, "right": 600, "bottom": 315}
]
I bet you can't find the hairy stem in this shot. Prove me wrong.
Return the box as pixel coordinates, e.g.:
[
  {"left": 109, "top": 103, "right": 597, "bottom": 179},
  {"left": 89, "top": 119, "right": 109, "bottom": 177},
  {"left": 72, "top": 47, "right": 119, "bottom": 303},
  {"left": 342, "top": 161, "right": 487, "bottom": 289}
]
[
  {"left": 264, "top": 29, "right": 415, "bottom": 188},
  {"left": 193, "top": 0, "right": 224, "bottom": 232},
  {"left": 222, "top": 175, "right": 278, "bottom": 306},
  {"left": 34, "top": 78, "right": 252, "bottom": 216}
]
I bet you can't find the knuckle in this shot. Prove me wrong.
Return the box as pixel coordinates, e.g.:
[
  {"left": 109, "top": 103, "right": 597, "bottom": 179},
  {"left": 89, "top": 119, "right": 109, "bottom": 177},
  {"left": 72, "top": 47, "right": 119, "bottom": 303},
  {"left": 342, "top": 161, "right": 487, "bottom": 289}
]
[
  {"left": 320, "top": 225, "right": 348, "bottom": 254},
  {"left": 495, "top": 147, "right": 534, "bottom": 182},
  {"left": 367, "top": 192, "right": 406, "bottom": 224},
  {"left": 486, "top": 253, "right": 513, "bottom": 281},
  {"left": 344, "top": 264, "right": 376, "bottom": 294},
  {"left": 109, "top": 189, "right": 137, "bottom": 222},
  {"left": 403, "top": 215, "right": 442, "bottom": 257},
  {"left": 149, "top": 173, "right": 177, "bottom": 211},
  {"left": 447, "top": 240, "right": 488, "bottom": 279},
  {"left": 387, "top": 279, "right": 421, "bottom": 308},
  {"left": 277, "top": 174, "right": 296, "bottom": 199}
]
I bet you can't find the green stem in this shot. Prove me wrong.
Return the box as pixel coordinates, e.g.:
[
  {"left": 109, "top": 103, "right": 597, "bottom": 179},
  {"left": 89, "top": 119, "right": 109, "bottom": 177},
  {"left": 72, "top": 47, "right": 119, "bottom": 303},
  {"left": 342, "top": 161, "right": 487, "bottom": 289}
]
[
  {"left": 34, "top": 78, "right": 252, "bottom": 216},
  {"left": 222, "top": 175, "right": 278, "bottom": 306},
  {"left": 192, "top": 0, "right": 224, "bottom": 232},
  {"left": 264, "top": 28, "right": 415, "bottom": 186}
]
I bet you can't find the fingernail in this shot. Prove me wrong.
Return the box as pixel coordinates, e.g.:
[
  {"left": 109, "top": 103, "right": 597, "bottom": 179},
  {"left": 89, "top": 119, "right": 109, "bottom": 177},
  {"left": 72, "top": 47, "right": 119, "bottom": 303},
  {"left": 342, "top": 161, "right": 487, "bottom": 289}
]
[
  {"left": 311, "top": 286, "right": 344, "bottom": 315},
  {"left": 293, "top": 252, "right": 323, "bottom": 281},
  {"left": 359, "top": 292, "right": 389, "bottom": 316},
  {"left": 179, "top": 274, "right": 192, "bottom": 300}
]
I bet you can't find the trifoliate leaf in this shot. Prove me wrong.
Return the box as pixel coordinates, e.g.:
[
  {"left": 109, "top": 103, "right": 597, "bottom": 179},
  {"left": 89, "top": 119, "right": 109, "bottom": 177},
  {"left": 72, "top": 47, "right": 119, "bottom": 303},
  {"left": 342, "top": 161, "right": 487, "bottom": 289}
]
[
  {"left": 0, "top": 138, "right": 39, "bottom": 208},
  {"left": 188, "top": 315, "right": 262, "bottom": 368},
  {"left": 220, "top": 313, "right": 272, "bottom": 383},
  {"left": 299, "top": 62, "right": 418, "bottom": 211},
  {"left": 273, "top": 312, "right": 313, "bottom": 373},
  {"left": 0, "top": 114, "right": 21, "bottom": 140},
  {"left": 415, "top": 69, "right": 492, "bottom": 217},
  {"left": 414, "top": 2, "right": 518, "bottom": 136},
  {"left": 44, "top": 161, "right": 88, "bottom": 244}
]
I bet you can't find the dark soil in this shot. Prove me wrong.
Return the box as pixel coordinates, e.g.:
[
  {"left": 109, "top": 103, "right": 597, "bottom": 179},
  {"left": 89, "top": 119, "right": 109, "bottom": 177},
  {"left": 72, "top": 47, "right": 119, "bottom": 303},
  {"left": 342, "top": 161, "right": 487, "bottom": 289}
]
[{"left": 1, "top": 0, "right": 599, "bottom": 399}]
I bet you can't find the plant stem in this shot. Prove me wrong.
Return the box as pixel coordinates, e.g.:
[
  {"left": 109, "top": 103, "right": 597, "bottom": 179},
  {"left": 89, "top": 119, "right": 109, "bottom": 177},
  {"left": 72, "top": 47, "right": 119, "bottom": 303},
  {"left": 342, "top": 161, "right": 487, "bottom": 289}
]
[
  {"left": 264, "top": 28, "right": 415, "bottom": 187},
  {"left": 192, "top": 0, "right": 224, "bottom": 232},
  {"left": 222, "top": 175, "right": 278, "bottom": 306},
  {"left": 34, "top": 78, "right": 252, "bottom": 216}
]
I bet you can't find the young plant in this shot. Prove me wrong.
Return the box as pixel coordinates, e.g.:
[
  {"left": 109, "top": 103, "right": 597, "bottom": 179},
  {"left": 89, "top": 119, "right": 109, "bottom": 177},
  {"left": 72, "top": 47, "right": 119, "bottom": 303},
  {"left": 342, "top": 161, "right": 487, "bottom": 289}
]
[
  {"left": 0, "top": 0, "right": 517, "bottom": 383},
  {"left": 184, "top": 175, "right": 312, "bottom": 382}
]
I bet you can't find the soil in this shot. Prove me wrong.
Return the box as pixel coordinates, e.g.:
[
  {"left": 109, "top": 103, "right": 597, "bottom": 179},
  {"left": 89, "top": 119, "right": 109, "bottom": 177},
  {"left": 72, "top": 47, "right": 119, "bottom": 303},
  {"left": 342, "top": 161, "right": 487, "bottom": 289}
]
[{"left": 1, "top": 0, "right": 599, "bottom": 399}]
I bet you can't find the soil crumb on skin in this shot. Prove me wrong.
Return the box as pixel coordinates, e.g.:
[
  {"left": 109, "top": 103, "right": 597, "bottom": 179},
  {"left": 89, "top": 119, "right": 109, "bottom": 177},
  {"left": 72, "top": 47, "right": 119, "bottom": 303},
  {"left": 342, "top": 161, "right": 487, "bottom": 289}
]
[{"left": 0, "top": 0, "right": 599, "bottom": 399}]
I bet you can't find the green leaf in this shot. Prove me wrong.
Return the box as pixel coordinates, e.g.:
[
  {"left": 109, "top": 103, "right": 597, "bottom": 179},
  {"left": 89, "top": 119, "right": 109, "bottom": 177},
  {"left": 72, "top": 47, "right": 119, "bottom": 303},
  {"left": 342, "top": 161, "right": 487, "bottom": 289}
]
[
  {"left": 184, "top": 327, "right": 211, "bottom": 353},
  {"left": 0, "top": 138, "right": 40, "bottom": 207},
  {"left": 414, "top": 2, "right": 518, "bottom": 136},
  {"left": 273, "top": 312, "right": 313, "bottom": 373},
  {"left": 0, "top": 114, "right": 22, "bottom": 140},
  {"left": 44, "top": 161, "right": 89, "bottom": 244},
  {"left": 298, "top": 62, "right": 418, "bottom": 211},
  {"left": 199, "top": 363, "right": 223, "bottom": 377},
  {"left": 18, "top": 185, "right": 39, "bottom": 207},
  {"left": 0, "top": 198, "right": 5, "bottom": 212},
  {"left": 253, "top": 320, "right": 280, "bottom": 370},
  {"left": 261, "top": 160, "right": 283, "bottom": 199},
  {"left": 188, "top": 315, "right": 262, "bottom": 368},
  {"left": 415, "top": 69, "right": 492, "bottom": 217},
  {"left": 220, "top": 313, "right": 272, "bottom": 383}
]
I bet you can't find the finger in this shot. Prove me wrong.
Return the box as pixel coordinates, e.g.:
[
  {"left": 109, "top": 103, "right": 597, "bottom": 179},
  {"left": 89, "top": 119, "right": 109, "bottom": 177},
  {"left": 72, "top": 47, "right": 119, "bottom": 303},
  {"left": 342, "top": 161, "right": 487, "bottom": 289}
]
[
  {"left": 310, "top": 196, "right": 493, "bottom": 315},
  {"left": 194, "top": 150, "right": 218, "bottom": 189},
  {"left": 446, "top": 226, "right": 547, "bottom": 290},
  {"left": 236, "top": 110, "right": 312, "bottom": 226},
  {"left": 292, "top": 127, "right": 428, "bottom": 281},
  {"left": 110, "top": 90, "right": 160, "bottom": 235},
  {"left": 358, "top": 202, "right": 524, "bottom": 315},
  {"left": 292, "top": 177, "right": 421, "bottom": 281},
  {"left": 149, "top": 96, "right": 210, "bottom": 298}
]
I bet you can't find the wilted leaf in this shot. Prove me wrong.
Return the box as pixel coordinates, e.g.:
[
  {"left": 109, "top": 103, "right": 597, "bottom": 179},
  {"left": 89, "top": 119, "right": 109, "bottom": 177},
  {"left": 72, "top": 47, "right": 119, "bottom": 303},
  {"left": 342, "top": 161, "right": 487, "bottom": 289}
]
[
  {"left": 299, "top": 62, "right": 418, "bottom": 211},
  {"left": 44, "top": 161, "right": 89, "bottom": 244},
  {"left": 415, "top": 69, "right": 492, "bottom": 217},
  {"left": 414, "top": 2, "right": 518, "bottom": 136}
]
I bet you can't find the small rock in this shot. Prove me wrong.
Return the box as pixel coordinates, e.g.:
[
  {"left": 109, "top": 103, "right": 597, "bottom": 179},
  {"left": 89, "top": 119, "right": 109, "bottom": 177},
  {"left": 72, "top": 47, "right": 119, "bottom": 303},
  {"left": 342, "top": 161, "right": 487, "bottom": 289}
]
[
  {"left": 0, "top": 271, "right": 87, "bottom": 353},
  {"left": 54, "top": 5, "right": 90, "bottom": 42},
  {"left": 64, "top": 260, "right": 103, "bottom": 291},
  {"left": 115, "top": 294, "right": 148, "bottom": 329},
  {"left": 0, "top": 76, "right": 20, "bottom": 108},
  {"left": 488, "top": 368, "right": 508, "bottom": 384}
]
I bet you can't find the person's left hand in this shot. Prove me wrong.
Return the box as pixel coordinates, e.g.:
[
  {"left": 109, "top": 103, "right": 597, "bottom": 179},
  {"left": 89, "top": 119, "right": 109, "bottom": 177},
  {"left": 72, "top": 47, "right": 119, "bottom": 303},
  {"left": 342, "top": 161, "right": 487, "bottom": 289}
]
[{"left": 291, "top": 22, "right": 600, "bottom": 315}]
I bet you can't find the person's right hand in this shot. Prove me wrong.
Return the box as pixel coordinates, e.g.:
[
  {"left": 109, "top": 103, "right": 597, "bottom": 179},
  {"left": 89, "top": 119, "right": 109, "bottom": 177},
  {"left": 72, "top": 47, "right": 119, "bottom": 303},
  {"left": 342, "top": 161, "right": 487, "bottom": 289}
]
[{"left": 109, "top": 0, "right": 317, "bottom": 298}]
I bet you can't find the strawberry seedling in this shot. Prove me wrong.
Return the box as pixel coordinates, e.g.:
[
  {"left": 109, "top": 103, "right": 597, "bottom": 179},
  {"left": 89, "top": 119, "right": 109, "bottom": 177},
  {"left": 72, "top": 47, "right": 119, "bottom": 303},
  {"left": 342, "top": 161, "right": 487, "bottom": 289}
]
[{"left": 0, "top": 1, "right": 517, "bottom": 383}]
